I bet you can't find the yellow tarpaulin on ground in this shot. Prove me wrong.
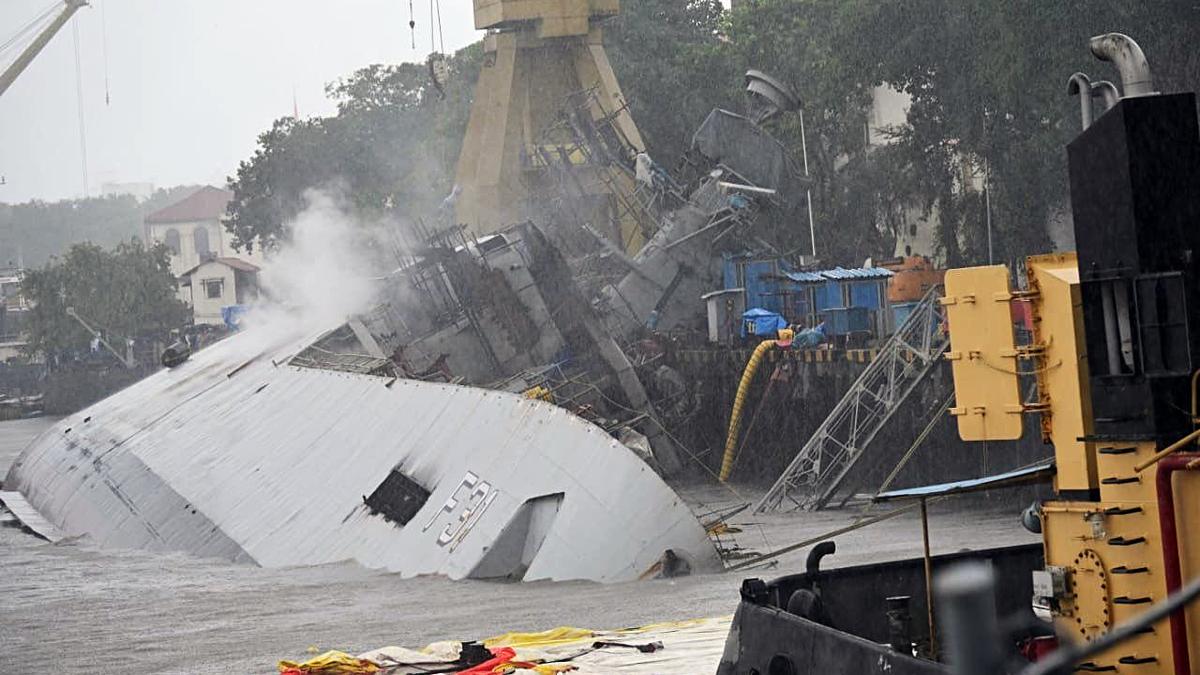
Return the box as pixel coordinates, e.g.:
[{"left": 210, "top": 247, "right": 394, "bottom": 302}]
[
  {"left": 280, "top": 616, "right": 733, "bottom": 675},
  {"left": 522, "top": 617, "right": 733, "bottom": 674},
  {"left": 279, "top": 650, "right": 379, "bottom": 674},
  {"left": 483, "top": 626, "right": 597, "bottom": 649}
]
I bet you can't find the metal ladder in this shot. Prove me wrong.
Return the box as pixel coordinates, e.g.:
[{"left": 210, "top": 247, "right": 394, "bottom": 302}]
[{"left": 753, "top": 284, "right": 950, "bottom": 512}]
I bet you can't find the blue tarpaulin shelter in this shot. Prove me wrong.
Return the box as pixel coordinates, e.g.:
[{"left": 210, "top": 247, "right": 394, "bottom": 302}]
[
  {"left": 721, "top": 255, "right": 897, "bottom": 337},
  {"left": 741, "top": 308, "right": 787, "bottom": 337}
]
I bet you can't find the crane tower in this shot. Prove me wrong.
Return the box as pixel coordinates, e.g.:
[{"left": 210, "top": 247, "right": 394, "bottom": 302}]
[{"left": 454, "top": 0, "right": 647, "bottom": 251}]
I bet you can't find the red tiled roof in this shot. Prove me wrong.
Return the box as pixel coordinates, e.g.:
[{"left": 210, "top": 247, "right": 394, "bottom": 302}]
[
  {"left": 178, "top": 257, "right": 261, "bottom": 277},
  {"left": 217, "top": 257, "right": 260, "bottom": 272},
  {"left": 145, "top": 186, "right": 233, "bottom": 224}
]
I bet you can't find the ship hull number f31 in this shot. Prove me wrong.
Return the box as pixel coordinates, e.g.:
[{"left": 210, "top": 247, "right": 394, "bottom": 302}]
[{"left": 423, "top": 471, "right": 499, "bottom": 551}]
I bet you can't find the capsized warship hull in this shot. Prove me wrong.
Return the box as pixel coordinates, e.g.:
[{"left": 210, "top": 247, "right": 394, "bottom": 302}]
[{"left": 3, "top": 323, "right": 720, "bottom": 582}]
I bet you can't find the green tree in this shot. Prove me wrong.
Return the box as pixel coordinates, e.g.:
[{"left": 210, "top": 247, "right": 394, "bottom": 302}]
[
  {"left": 224, "top": 47, "right": 483, "bottom": 254},
  {"left": 0, "top": 186, "right": 200, "bottom": 269},
  {"left": 735, "top": 0, "right": 1200, "bottom": 266},
  {"left": 224, "top": 1, "right": 1200, "bottom": 268},
  {"left": 606, "top": 0, "right": 738, "bottom": 166},
  {"left": 222, "top": 1, "right": 736, "bottom": 253},
  {"left": 21, "top": 239, "right": 189, "bottom": 358}
]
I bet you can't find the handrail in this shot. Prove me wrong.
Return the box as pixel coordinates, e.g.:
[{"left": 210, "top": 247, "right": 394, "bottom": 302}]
[{"left": 1135, "top": 427, "right": 1200, "bottom": 474}]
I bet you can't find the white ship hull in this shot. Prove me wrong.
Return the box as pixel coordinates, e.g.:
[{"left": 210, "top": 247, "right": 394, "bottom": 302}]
[{"left": 4, "top": 324, "right": 721, "bottom": 582}]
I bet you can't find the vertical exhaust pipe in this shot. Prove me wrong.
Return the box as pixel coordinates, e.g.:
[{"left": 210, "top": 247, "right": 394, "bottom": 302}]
[
  {"left": 1067, "top": 72, "right": 1095, "bottom": 130},
  {"left": 1089, "top": 33, "right": 1156, "bottom": 98},
  {"left": 1091, "top": 80, "right": 1120, "bottom": 113}
]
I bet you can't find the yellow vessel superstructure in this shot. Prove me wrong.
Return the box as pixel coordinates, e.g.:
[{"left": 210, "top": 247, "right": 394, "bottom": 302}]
[{"left": 940, "top": 34, "right": 1200, "bottom": 671}]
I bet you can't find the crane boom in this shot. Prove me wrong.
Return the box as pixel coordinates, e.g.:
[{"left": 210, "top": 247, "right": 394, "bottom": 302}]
[
  {"left": 65, "top": 306, "right": 135, "bottom": 369},
  {"left": 0, "top": 0, "right": 89, "bottom": 100}
]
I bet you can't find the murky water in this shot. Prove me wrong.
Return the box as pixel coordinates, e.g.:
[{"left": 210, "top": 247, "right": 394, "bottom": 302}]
[{"left": 0, "top": 417, "right": 1036, "bottom": 674}]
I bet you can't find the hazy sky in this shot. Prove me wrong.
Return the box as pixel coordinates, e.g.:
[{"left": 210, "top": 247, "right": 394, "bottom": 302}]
[{"left": 0, "top": 0, "right": 482, "bottom": 203}]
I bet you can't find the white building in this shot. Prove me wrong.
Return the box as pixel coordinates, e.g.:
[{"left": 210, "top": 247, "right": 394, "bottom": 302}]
[
  {"left": 0, "top": 268, "right": 29, "bottom": 362},
  {"left": 144, "top": 186, "right": 264, "bottom": 278},
  {"left": 144, "top": 186, "right": 265, "bottom": 325},
  {"left": 178, "top": 258, "right": 261, "bottom": 326}
]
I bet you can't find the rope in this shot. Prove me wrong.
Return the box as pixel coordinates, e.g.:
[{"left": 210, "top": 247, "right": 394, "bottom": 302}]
[
  {"left": 856, "top": 389, "right": 955, "bottom": 522},
  {"left": 407, "top": 0, "right": 415, "bottom": 49},
  {"left": 434, "top": 0, "right": 445, "bottom": 53},
  {"left": 567, "top": 377, "right": 750, "bottom": 502},
  {"left": 727, "top": 498, "right": 941, "bottom": 572},
  {"left": 100, "top": 0, "right": 111, "bottom": 105},
  {"left": 0, "top": 0, "right": 60, "bottom": 56},
  {"left": 72, "top": 17, "right": 89, "bottom": 196},
  {"left": 979, "top": 353, "right": 1062, "bottom": 376}
]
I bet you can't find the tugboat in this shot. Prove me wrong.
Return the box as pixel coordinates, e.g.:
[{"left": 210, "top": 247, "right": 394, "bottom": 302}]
[{"left": 718, "top": 33, "right": 1200, "bottom": 674}]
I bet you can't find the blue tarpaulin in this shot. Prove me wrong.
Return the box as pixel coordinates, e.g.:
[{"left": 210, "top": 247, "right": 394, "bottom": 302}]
[
  {"left": 222, "top": 305, "right": 249, "bottom": 331},
  {"left": 742, "top": 308, "right": 787, "bottom": 337},
  {"left": 795, "top": 322, "right": 826, "bottom": 347}
]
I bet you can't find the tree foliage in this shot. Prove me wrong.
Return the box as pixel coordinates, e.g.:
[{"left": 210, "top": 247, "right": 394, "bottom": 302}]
[
  {"left": 21, "top": 239, "right": 189, "bottom": 357},
  {"left": 605, "top": 0, "right": 737, "bottom": 166},
  {"left": 0, "top": 186, "right": 200, "bottom": 269},
  {"left": 224, "top": 49, "right": 483, "bottom": 254},
  {"left": 224, "top": 0, "right": 1200, "bottom": 267},
  {"left": 719, "top": 0, "right": 1200, "bottom": 266},
  {"left": 223, "top": 4, "right": 739, "bottom": 254}
]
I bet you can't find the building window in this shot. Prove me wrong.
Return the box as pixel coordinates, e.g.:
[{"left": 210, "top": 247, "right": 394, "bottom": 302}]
[
  {"left": 164, "top": 228, "right": 181, "bottom": 255},
  {"left": 203, "top": 278, "right": 224, "bottom": 299},
  {"left": 194, "top": 226, "right": 211, "bottom": 260}
]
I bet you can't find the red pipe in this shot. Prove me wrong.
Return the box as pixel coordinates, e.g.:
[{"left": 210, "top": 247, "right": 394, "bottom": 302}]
[{"left": 1155, "top": 452, "right": 1200, "bottom": 675}]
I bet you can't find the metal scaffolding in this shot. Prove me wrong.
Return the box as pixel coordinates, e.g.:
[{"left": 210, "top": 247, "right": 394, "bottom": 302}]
[
  {"left": 753, "top": 284, "right": 950, "bottom": 512},
  {"left": 529, "top": 87, "right": 664, "bottom": 254}
]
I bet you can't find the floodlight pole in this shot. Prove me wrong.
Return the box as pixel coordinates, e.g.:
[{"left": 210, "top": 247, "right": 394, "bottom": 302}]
[{"left": 800, "top": 109, "right": 816, "bottom": 258}]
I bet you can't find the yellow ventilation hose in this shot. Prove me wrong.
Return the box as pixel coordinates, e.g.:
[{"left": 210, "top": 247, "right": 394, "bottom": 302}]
[{"left": 719, "top": 338, "right": 778, "bottom": 482}]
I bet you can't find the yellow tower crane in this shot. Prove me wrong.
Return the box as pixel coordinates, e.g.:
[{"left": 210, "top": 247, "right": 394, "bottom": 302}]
[{"left": 454, "top": 0, "right": 648, "bottom": 252}]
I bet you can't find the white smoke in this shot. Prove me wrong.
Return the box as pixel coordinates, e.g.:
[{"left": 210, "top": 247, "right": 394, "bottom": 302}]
[{"left": 240, "top": 189, "right": 387, "bottom": 343}]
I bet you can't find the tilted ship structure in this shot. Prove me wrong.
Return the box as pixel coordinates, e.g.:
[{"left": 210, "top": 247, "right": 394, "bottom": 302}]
[
  {"left": 2, "top": 309, "right": 721, "bottom": 582},
  {"left": 2, "top": 0, "right": 811, "bottom": 584}
]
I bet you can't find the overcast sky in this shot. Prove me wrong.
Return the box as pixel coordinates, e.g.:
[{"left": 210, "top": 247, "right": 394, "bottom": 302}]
[{"left": 0, "top": 0, "right": 483, "bottom": 203}]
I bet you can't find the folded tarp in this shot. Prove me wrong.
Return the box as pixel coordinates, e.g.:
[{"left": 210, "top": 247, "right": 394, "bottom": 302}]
[{"left": 324, "top": 616, "right": 734, "bottom": 675}]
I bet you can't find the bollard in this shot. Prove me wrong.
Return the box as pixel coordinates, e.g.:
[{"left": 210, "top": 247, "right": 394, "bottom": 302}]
[
  {"left": 935, "top": 562, "right": 1003, "bottom": 675},
  {"left": 885, "top": 595, "right": 914, "bottom": 654}
]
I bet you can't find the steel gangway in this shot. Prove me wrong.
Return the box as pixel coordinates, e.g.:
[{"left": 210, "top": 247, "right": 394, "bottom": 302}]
[{"left": 753, "top": 284, "right": 950, "bottom": 512}]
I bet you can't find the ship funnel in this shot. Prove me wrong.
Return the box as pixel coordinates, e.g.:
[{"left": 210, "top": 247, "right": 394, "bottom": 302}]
[
  {"left": 1089, "top": 33, "right": 1157, "bottom": 98},
  {"left": 1067, "top": 72, "right": 1095, "bottom": 129}
]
